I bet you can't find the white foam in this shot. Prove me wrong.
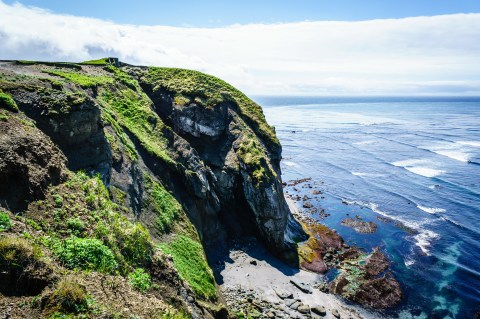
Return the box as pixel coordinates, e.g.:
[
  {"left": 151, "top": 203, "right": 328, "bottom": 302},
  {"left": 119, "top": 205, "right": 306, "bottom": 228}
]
[
  {"left": 392, "top": 159, "right": 445, "bottom": 178},
  {"left": 432, "top": 150, "right": 471, "bottom": 163},
  {"left": 351, "top": 172, "right": 384, "bottom": 177},
  {"left": 404, "top": 256, "right": 415, "bottom": 267},
  {"left": 457, "top": 140, "right": 480, "bottom": 148},
  {"left": 417, "top": 205, "right": 446, "bottom": 214},
  {"left": 392, "top": 159, "right": 426, "bottom": 167},
  {"left": 420, "top": 141, "right": 474, "bottom": 163},
  {"left": 343, "top": 199, "right": 439, "bottom": 255},
  {"left": 412, "top": 229, "right": 440, "bottom": 255},
  {"left": 405, "top": 167, "right": 445, "bottom": 178},
  {"left": 353, "top": 140, "right": 375, "bottom": 145}
]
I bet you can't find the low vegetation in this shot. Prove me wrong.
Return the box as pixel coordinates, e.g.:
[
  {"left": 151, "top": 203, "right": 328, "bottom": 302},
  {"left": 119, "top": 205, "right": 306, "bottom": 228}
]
[
  {"left": 236, "top": 131, "right": 276, "bottom": 185},
  {"left": 49, "top": 236, "right": 118, "bottom": 273},
  {"left": 158, "top": 235, "right": 216, "bottom": 300},
  {"left": 144, "top": 175, "right": 182, "bottom": 234},
  {"left": 80, "top": 58, "right": 110, "bottom": 66},
  {"left": 0, "top": 211, "right": 12, "bottom": 231},
  {"left": 128, "top": 268, "right": 152, "bottom": 292},
  {"left": 98, "top": 86, "right": 174, "bottom": 165},
  {"left": 43, "top": 70, "right": 114, "bottom": 88},
  {"left": 0, "top": 89, "right": 19, "bottom": 112}
]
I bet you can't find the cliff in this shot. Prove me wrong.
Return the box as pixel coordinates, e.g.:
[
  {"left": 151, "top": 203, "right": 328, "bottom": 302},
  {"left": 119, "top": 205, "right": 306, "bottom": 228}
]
[{"left": 0, "top": 59, "right": 305, "bottom": 318}]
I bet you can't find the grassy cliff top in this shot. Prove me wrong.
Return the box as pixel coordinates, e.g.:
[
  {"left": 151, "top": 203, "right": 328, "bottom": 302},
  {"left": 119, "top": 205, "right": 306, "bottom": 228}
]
[{"left": 142, "top": 67, "right": 280, "bottom": 149}]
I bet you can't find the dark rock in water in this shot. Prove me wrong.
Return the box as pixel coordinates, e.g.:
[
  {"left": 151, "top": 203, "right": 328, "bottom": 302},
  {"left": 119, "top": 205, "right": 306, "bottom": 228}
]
[
  {"left": 364, "top": 247, "right": 389, "bottom": 276},
  {"left": 303, "top": 201, "right": 313, "bottom": 208},
  {"left": 328, "top": 247, "right": 402, "bottom": 309},
  {"left": 341, "top": 218, "right": 377, "bottom": 234},
  {"left": 377, "top": 216, "right": 392, "bottom": 223}
]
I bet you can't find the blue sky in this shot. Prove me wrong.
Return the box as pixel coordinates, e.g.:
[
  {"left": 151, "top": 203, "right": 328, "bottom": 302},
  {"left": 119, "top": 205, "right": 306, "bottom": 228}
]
[
  {"left": 0, "top": 1, "right": 480, "bottom": 95},
  {"left": 3, "top": 0, "right": 480, "bottom": 26}
]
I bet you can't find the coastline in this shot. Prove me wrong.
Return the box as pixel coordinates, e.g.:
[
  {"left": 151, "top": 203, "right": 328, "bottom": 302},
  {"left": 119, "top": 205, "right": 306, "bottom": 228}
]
[{"left": 214, "top": 236, "right": 382, "bottom": 319}]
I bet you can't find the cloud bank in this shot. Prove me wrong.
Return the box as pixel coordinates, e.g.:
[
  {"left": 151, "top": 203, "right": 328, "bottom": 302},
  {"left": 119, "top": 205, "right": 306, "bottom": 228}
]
[{"left": 1, "top": 1, "right": 479, "bottom": 95}]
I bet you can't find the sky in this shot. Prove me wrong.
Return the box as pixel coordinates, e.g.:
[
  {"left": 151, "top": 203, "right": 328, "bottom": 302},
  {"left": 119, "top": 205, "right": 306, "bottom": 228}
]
[{"left": 1, "top": 0, "right": 480, "bottom": 96}]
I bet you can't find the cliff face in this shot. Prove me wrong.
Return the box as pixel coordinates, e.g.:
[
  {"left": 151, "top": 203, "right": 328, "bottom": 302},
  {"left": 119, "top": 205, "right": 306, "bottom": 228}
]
[{"left": 0, "top": 59, "right": 304, "bottom": 318}]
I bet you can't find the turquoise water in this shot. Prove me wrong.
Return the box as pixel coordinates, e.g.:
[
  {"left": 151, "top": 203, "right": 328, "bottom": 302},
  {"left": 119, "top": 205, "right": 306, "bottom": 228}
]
[{"left": 257, "top": 96, "right": 480, "bottom": 318}]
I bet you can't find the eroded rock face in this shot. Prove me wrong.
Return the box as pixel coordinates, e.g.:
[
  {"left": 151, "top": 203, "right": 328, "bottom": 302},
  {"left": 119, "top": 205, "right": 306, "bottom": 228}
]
[
  {"left": 140, "top": 81, "right": 305, "bottom": 262},
  {"left": 0, "top": 113, "right": 68, "bottom": 212},
  {"left": 11, "top": 89, "right": 112, "bottom": 181}
]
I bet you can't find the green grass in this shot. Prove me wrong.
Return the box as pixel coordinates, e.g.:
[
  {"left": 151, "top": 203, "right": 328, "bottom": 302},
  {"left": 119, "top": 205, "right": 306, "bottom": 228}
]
[
  {"left": 0, "top": 90, "right": 19, "bottom": 112},
  {"left": 80, "top": 58, "right": 110, "bottom": 65},
  {"left": 16, "top": 60, "right": 37, "bottom": 65},
  {"left": 237, "top": 133, "right": 274, "bottom": 185},
  {"left": 98, "top": 87, "right": 174, "bottom": 165},
  {"left": 105, "top": 65, "right": 137, "bottom": 88},
  {"left": 158, "top": 235, "right": 216, "bottom": 300},
  {"left": 50, "top": 236, "right": 118, "bottom": 273},
  {"left": 144, "top": 175, "right": 181, "bottom": 234},
  {"left": 0, "top": 211, "right": 12, "bottom": 232},
  {"left": 143, "top": 67, "right": 279, "bottom": 150},
  {"left": 43, "top": 70, "right": 114, "bottom": 88},
  {"left": 0, "top": 111, "right": 8, "bottom": 121},
  {"left": 128, "top": 268, "right": 152, "bottom": 292}
]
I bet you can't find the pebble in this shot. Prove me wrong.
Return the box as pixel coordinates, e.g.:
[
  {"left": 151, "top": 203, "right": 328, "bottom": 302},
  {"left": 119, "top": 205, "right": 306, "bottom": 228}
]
[
  {"left": 298, "top": 304, "right": 310, "bottom": 314},
  {"left": 311, "top": 306, "right": 327, "bottom": 316},
  {"left": 332, "top": 308, "right": 341, "bottom": 318}
]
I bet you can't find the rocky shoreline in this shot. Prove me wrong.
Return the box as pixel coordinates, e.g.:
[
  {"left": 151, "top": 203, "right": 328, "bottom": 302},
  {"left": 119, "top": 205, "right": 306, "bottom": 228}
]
[{"left": 214, "top": 238, "right": 380, "bottom": 319}]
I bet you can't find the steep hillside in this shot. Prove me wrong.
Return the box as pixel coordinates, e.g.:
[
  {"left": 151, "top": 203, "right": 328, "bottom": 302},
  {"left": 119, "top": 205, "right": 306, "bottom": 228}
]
[{"left": 0, "top": 59, "right": 306, "bottom": 318}]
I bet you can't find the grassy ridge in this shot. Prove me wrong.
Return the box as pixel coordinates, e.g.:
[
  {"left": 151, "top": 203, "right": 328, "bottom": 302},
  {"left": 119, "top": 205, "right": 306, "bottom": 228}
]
[{"left": 142, "top": 67, "right": 279, "bottom": 149}]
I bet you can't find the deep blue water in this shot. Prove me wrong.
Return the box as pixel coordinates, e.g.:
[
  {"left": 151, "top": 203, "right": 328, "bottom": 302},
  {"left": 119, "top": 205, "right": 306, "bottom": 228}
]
[{"left": 256, "top": 96, "right": 480, "bottom": 319}]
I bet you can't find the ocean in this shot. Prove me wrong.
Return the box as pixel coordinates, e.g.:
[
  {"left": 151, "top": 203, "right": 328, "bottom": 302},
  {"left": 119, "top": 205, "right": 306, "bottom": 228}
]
[{"left": 256, "top": 96, "right": 480, "bottom": 318}]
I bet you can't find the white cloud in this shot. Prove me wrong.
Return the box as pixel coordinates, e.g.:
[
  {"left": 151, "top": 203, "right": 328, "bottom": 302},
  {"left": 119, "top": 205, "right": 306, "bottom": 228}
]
[{"left": 1, "top": 1, "right": 479, "bottom": 95}]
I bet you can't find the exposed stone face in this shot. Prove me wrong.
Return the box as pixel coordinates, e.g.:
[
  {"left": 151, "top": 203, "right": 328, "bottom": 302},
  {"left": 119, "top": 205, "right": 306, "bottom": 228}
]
[
  {"left": 0, "top": 114, "right": 68, "bottom": 212},
  {"left": 11, "top": 88, "right": 112, "bottom": 181},
  {"left": 140, "top": 81, "right": 305, "bottom": 262}
]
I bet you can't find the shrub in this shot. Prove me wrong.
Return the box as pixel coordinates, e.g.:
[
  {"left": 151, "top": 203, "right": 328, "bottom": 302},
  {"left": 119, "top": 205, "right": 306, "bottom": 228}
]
[
  {"left": 128, "top": 268, "right": 151, "bottom": 292},
  {"left": 0, "top": 211, "right": 12, "bottom": 232},
  {"left": 66, "top": 217, "right": 85, "bottom": 234},
  {"left": 158, "top": 235, "right": 216, "bottom": 300},
  {"left": 0, "top": 91, "right": 19, "bottom": 112},
  {"left": 46, "top": 278, "right": 88, "bottom": 314},
  {"left": 53, "top": 194, "right": 63, "bottom": 207},
  {"left": 51, "top": 237, "right": 117, "bottom": 273},
  {"left": 112, "top": 221, "right": 153, "bottom": 268},
  {"left": 0, "top": 237, "right": 41, "bottom": 268}
]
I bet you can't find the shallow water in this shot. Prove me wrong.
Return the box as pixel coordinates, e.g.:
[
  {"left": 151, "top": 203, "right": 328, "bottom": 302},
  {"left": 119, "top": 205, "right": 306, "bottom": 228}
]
[{"left": 257, "top": 96, "right": 480, "bottom": 318}]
